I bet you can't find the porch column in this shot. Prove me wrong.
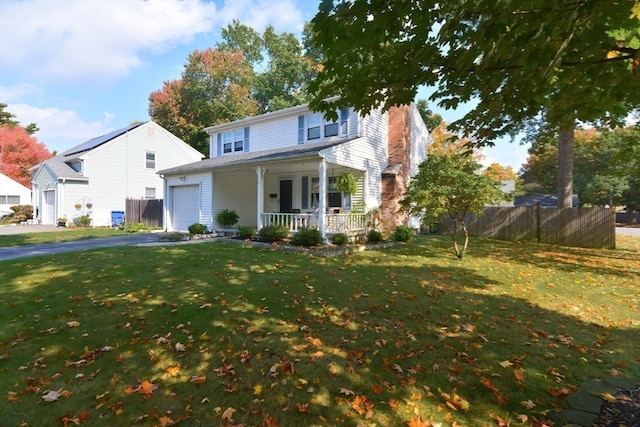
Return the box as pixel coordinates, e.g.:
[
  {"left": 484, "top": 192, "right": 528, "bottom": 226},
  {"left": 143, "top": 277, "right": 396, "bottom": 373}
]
[
  {"left": 317, "top": 159, "right": 327, "bottom": 240},
  {"left": 255, "top": 166, "right": 266, "bottom": 230}
]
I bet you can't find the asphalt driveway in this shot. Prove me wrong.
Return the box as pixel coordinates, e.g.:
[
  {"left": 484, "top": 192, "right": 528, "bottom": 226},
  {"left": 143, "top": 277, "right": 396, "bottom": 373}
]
[{"left": 0, "top": 225, "right": 163, "bottom": 261}]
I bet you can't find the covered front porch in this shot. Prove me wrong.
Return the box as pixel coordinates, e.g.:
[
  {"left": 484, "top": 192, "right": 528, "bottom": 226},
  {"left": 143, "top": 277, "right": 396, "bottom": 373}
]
[{"left": 260, "top": 210, "right": 369, "bottom": 236}]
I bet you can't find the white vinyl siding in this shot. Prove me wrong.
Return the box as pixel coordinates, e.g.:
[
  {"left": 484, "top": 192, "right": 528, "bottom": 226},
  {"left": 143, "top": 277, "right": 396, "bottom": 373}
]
[
  {"left": 171, "top": 185, "right": 200, "bottom": 231},
  {"left": 30, "top": 121, "right": 202, "bottom": 227},
  {"left": 212, "top": 170, "right": 257, "bottom": 228},
  {"left": 208, "top": 107, "right": 359, "bottom": 156}
]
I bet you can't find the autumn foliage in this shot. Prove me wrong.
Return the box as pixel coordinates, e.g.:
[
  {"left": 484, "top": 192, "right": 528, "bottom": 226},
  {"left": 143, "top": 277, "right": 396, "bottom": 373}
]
[{"left": 0, "top": 125, "right": 51, "bottom": 187}]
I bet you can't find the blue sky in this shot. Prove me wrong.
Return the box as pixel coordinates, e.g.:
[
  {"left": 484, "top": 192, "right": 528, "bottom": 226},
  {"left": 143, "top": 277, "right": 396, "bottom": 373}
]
[{"left": 0, "top": 0, "right": 530, "bottom": 171}]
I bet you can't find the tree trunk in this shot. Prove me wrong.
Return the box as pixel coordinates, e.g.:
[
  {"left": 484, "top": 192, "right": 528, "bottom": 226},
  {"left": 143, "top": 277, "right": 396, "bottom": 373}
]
[{"left": 557, "top": 128, "right": 574, "bottom": 208}]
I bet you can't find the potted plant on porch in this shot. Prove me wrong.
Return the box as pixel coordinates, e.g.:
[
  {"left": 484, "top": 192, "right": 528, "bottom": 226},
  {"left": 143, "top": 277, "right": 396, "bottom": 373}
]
[{"left": 57, "top": 217, "right": 68, "bottom": 227}]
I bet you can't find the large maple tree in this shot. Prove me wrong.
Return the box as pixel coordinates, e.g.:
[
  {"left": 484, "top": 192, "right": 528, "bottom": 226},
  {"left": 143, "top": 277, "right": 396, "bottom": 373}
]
[
  {"left": 0, "top": 125, "right": 51, "bottom": 188},
  {"left": 309, "top": 1, "right": 640, "bottom": 208}
]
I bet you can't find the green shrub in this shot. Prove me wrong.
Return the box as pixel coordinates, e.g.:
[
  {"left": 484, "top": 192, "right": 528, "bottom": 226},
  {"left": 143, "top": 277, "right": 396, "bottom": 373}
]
[
  {"left": 216, "top": 209, "right": 239, "bottom": 228},
  {"left": 258, "top": 224, "right": 289, "bottom": 243},
  {"left": 125, "top": 222, "right": 148, "bottom": 233},
  {"left": 236, "top": 225, "right": 255, "bottom": 239},
  {"left": 291, "top": 227, "right": 323, "bottom": 247},
  {"left": 331, "top": 233, "right": 349, "bottom": 246},
  {"left": 393, "top": 225, "right": 414, "bottom": 242},
  {"left": 75, "top": 215, "right": 91, "bottom": 227},
  {"left": 366, "top": 229, "right": 384, "bottom": 244},
  {"left": 188, "top": 223, "right": 208, "bottom": 235}
]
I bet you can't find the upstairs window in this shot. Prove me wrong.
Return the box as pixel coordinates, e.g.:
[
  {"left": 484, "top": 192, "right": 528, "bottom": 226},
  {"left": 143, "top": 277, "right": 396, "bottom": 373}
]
[
  {"left": 223, "top": 129, "right": 245, "bottom": 153},
  {"left": 299, "top": 108, "right": 349, "bottom": 144},
  {"left": 146, "top": 151, "right": 156, "bottom": 169},
  {"left": 307, "top": 113, "right": 322, "bottom": 140}
]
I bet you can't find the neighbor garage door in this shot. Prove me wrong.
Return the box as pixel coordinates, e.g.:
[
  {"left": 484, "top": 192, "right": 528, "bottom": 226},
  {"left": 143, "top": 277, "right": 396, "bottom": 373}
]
[{"left": 171, "top": 185, "right": 200, "bottom": 231}]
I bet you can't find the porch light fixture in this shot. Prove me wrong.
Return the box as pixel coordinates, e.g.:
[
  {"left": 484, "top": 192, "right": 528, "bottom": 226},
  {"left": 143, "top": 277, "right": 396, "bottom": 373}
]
[
  {"left": 179, "top": 176, "right": 186, "bottom": 182},
  {"left": 269, "top": 193, "right": 277, "bottom": 201}
]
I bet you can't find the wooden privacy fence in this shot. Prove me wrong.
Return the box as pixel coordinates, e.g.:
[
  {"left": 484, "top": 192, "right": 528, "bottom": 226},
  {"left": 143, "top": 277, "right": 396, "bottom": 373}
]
[
  {"left": 442, "top": 206, "right": 615, "bottom": 249},
  {"left": 125, "top": 198, "right": 163, "bottom": 228}
]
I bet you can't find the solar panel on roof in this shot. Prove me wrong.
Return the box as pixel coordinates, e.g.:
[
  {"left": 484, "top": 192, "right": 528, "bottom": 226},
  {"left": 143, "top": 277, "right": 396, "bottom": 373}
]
[{"left": 63, "top": 122, "right": 145, "bottom": 157}]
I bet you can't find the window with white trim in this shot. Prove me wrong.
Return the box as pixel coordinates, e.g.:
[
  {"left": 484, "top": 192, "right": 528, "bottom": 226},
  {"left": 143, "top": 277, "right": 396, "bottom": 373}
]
[
  {"left": 145, "top": 187, "right": 156, "bottom": 199},
  {"left": 223, "top": 129, "right": 245, "bottom": 153},
  {"left": 146, "top": 151, "right": 156, "bottom": 169},
  {"left": 300, "top": 108, "right": 349, "bottom": 143},
  {"left": 0, "top": 195, "right": 21, "bottom": 204},
  {"left": 310, "top": 177, "right": 350, "bottom": 209}
]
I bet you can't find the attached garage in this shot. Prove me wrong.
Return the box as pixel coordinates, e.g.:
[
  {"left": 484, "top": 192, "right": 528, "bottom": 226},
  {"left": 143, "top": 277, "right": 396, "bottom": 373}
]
[{"left": 170, "top": 185, "right": 200, "bottom": 231}]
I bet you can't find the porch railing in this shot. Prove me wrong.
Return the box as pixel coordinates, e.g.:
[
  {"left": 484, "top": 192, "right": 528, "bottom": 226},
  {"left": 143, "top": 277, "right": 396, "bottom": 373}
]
[{"left": 261, "top": 212, "right": 368, "bottom": 234}]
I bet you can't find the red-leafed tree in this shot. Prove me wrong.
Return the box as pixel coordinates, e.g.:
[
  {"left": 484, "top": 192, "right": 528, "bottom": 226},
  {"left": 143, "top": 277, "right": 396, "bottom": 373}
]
[{"left": 0, "top": 125, "right": 51, "bottom": 188}]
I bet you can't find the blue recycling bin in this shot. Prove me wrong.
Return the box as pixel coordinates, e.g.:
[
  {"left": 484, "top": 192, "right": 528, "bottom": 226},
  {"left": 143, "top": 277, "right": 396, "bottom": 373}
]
[{"left": 111, "top": 211, "right": 124, "bottom": 227}]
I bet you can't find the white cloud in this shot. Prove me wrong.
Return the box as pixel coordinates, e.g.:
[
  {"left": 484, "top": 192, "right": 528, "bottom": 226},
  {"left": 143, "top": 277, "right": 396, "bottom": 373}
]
[
  {"left": 216, "top": 0, "right": 308, "bottom": 33},
  {"left": 0, "top": 0, "right": 217, "bottom": 81},
  {"left": 0, "top": 83, "right": 42, "bottom": 102},
  {"left": 6, "top": 103, "right": 115, "bottom": 153}
]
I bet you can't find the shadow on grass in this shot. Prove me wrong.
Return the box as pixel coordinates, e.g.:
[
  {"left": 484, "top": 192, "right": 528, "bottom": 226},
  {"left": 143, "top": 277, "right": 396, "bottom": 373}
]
[{"left": 0, "top": 239, "right": 637, "bottom": 426}]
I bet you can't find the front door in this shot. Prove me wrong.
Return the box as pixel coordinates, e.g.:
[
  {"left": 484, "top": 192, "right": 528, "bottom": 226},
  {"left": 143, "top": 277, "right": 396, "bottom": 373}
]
[{"left": 279, "top": 179, "right": 292, "bottom": 213}]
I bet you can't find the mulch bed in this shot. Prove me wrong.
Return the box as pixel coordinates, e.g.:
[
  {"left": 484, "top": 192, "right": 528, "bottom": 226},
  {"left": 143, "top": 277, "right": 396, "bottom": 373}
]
[{"left": 594, "top": 388, "right": 640, "bottom": 427}]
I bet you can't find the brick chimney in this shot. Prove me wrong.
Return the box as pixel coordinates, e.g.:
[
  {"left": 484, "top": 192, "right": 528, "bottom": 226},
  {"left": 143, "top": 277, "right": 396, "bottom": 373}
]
[{"left": 380, "top": 105, "right": 411, "bottom": 232}]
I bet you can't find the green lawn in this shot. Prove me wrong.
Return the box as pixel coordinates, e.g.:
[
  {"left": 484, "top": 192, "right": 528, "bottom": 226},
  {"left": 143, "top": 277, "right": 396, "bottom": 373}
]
[
  {"left": 0, "top": 228, "right": 128, "bottom": 247},
  {"left": 1, "top": 235, "right": 638, "bottom": 426}
]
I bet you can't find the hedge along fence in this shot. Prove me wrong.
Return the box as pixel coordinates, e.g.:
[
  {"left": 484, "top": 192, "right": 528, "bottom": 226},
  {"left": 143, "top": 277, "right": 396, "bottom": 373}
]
[{"left": 439, "top": 206, "right": 615, "bottom": 249}]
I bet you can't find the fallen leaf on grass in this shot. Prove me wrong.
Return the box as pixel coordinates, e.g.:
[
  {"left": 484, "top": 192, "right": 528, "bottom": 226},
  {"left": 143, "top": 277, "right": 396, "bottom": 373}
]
[
  {"left": 166, "top": 365, "right": 180, "bottom": 377},
  {"left": 339, "top": 388, "right": 355, "bottom": 396},
  {"left": 66, "top": 321, "right": 81, "bottom": 328},
  {"left": 221, "top": 407, "right": 236, "bottom": 421},
  {"left": 407, "top": 416, "right": 434, "bottom": 427},
  {"left": 42, "top": 388, "right": 71, "bottom": 402},
  {"left": 189, "top": 375, "right": 206, "bottom": 384},
  {"left": 439, "top": 388, "right": 469, "bottom": 412},
  {"left": 175, "top": 342, "right": 186, "bottom": 352}
]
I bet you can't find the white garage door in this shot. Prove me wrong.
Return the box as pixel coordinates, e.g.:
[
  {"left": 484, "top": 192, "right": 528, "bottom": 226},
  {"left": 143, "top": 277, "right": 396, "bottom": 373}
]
[
  {"left": 171, "top": 185, "right": 200, "bottom": 231},
  {"left": 43, "top": 190, "right": 56, "bottom": 224}
]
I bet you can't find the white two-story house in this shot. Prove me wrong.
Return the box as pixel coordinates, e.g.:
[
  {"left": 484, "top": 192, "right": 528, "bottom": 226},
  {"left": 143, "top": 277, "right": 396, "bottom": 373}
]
[
  {"left": 158, "top": 102, "right": 430, "bottom": 240},
  {"left": 31, "top": 121, "right": 203, "bottom": 226}
]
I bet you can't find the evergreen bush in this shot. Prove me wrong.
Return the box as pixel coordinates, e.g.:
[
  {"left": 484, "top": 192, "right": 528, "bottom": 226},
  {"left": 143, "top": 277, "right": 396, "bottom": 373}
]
[
  {"left": 366, "top": 229, "right": 384, "bottom": 243},
  {"left": 331, "top": 233, "right": 349, "bottom": 246},
  {"left": 291, "top": 227, "right": 323, "bottom": 246},
  {"left": 188, "top": 223, "right": 208, "bottom": 235},
  {"left": 258, "top": 224, "right": 289, "bottom": 243},
  {"left": 236, "top": 225, "right": 255, "bottom": 239},
  {"left": 216, "top": 209, "right": 239, "bottom": 228},
  {"left": 393, "top": 225, "right": 414, "bottom": 242}
]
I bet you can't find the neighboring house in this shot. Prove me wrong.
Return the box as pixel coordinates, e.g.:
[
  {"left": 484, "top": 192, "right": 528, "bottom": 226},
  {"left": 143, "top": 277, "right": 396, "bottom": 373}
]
[
  {"left": 31, "top": 121, "right": 203, "bottom": 226},
  {"left": 158, "top": 102, "right": 430, "bottom": 240},
  {"left": 514, "top": 193, "right": 580, "bottom": 208},
  {"left": 0, "top": 173, "right": 32, "bottom": 220}
]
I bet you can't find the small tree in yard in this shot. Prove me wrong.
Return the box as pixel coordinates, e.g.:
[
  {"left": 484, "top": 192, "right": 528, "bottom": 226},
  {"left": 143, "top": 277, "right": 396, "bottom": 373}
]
[{"left": 400, "top": 152, "right": 508, "bottom": 259}]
